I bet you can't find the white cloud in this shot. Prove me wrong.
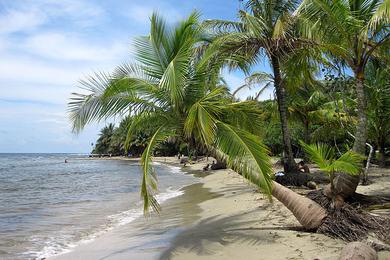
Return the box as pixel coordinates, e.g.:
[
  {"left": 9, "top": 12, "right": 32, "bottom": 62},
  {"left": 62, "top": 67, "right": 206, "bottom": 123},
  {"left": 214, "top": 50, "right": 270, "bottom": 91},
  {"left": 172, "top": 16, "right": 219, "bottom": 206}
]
[
  {"left": 0, "top": 54, "right": 91, "bottom": 85},
  {"left": 0, "top": 0, "right": 105, "bottom": 35},
  {"left": 0, "top": 9, "right": 45, "bottom": 34},
  {"left": 23, "top": 32, "right": 129, "bottom": 61}
]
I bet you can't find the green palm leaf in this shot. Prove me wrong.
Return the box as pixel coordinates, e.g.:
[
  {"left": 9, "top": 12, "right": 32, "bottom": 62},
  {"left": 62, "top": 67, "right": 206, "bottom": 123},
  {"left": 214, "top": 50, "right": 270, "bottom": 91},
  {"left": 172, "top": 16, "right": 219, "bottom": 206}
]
[{"left": 215, "top": 122, "right": 273, "bottom": 197}]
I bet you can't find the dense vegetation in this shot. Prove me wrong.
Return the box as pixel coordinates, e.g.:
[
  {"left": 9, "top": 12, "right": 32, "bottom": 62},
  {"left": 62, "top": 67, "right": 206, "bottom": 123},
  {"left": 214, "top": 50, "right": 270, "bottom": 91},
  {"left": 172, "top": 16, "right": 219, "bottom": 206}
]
[{"left": 69, "top": 0, "right": 389, "bottom": 243}]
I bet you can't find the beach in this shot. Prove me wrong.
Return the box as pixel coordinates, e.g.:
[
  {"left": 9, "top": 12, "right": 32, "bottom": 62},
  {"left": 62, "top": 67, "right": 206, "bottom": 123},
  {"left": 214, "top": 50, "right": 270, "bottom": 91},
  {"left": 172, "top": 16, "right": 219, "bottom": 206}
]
[{"left": 49, "top": 157, "right": 390, "bottom": 260}]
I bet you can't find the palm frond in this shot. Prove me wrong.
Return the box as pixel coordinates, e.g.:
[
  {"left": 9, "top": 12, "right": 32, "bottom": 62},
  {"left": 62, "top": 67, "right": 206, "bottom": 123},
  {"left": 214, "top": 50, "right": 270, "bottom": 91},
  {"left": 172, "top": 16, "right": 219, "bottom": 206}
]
[
  {"left": 299, "top": 141, "right": 333, "bottom": 169},
  {"left": 215, "top": 122, "right": 273, "bottom": 197},
  {"left": 140, "top": 125, "right": 173, "bottom": 214},
  {"left": 328, "top": 151, "right": 363, "bottom": 175}
]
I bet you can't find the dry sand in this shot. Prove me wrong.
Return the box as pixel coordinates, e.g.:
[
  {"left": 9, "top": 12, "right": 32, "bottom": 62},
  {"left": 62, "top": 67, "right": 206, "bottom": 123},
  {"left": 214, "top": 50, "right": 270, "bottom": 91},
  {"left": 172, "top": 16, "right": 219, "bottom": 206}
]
[{"left": 51, "top": 156, "right": 390, "bottom": 260}]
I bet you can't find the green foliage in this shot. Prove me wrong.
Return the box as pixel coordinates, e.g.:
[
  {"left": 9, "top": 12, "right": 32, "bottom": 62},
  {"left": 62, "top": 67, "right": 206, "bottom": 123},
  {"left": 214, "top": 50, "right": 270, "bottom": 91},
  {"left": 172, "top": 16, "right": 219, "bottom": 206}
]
[
  {"left": 92, "top": 123, "right": 115, "bottom": 154},
  {"left": 366, "top": 60, "right": 390, "bottom": 161},
  {"left": 300, "top": 141, "right": 363, "bottom": 193}
]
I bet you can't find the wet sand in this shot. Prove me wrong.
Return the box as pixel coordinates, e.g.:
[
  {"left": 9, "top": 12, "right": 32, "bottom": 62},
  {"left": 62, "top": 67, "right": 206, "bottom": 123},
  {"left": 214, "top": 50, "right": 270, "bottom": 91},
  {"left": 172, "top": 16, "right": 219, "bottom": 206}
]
[{"left": 51, "top": 157, "right": 390, "bottom": 260}]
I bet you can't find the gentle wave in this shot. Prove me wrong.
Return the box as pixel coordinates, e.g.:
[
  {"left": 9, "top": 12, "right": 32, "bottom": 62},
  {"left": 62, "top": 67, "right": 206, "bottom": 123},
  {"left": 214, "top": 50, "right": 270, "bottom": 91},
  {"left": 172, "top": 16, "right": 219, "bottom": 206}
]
[{"left": 30, "top": 187, "right": 185, "bottom": 259}]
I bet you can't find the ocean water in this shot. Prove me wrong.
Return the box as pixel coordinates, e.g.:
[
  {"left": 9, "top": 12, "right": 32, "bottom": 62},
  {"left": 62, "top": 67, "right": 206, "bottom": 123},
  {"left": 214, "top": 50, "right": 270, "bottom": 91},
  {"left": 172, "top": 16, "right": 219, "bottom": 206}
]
[{"left": 0, "top": 154, "right": 196, "bottom": 260}]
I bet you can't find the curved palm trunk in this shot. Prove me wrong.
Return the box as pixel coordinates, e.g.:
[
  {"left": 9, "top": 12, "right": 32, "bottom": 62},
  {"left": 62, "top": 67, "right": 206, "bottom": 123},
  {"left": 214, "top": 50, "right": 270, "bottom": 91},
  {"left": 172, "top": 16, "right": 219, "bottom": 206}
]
[
  {"left": 271, "top": 55, "right": 297, "bottom": 173},
  {"left": 272, "top": 181, "right": 327, "bottom": 230}
]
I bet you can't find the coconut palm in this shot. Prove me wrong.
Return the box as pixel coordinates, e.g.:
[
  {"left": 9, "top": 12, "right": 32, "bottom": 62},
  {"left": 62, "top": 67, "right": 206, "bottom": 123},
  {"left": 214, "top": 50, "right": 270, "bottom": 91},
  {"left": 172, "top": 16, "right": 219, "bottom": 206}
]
[
  {"left": 300, "top": 141, "right": 363, "bottom": 207},
  {"left": 288, "top": 85, "right": 327, "bottom": 143},
  {"left": 232, "top": 71, "right": 274, "bottom": 100},
  {"left": 92, "top": 123, "right": 115, "bottom": 154},
  {"left": 202, "top": 0, "right": 323, "bottom": 173},
  {"left": 68, "top": 12, "right": 332, "bottom": 231},
  {"left": 69, "top": 12, "right": 274, "bottom": 213},
  {"left": 297, "top": 0, "right": 390, "bottom": 155}
]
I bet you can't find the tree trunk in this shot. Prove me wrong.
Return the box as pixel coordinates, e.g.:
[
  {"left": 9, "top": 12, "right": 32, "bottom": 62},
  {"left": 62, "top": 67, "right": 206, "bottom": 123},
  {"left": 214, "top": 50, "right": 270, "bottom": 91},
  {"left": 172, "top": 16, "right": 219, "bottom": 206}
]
[
  {"left": 272, "top": 181, "right": 327, "bottom": 230},
  {"left": 330, "top": 69, "right": 367, "bottom": 201},
  {"left": 303, "top": 119, "right": 310, "bottom": 144},
  {"left": 379, "top": 140, "right": 386, "bottom": 167},
  {"left": 271, "top": 55, "right": 297, "bottom": 173},
  {"left": 352, "top": 72, "right": 368, "bottom": 155}
]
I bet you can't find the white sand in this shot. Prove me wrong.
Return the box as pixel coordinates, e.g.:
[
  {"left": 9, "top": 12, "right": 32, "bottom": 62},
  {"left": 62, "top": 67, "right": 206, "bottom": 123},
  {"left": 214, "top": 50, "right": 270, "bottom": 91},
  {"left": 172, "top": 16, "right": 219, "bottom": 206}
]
[{"left": 51, "top": 156, "right": 390, "bottom": 260}]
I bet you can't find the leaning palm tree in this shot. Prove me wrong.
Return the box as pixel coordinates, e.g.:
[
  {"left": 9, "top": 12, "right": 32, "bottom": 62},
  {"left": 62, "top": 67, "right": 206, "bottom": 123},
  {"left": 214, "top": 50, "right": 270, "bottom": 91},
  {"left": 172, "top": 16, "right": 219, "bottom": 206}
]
[
  {"left": 69, "top": 12, "right": 330, "bottom": 230},
  {"left": 202, "top": 0, "right": 322, "bottom": 173}
]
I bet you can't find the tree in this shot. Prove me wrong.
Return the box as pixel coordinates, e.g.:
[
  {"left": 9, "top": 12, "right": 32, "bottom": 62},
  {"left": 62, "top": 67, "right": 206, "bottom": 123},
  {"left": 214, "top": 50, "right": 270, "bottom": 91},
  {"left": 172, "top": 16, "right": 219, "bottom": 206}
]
[
  {"left": 300, "top": 141, "right": 363, "bottom": 207},
  {"left": 92, "top": 123, "right": 115, "bottom": 154},
  {"left": 298, "top": 0, "right": 390, "bottom": 155},
  {"left": 203, "top": 0, "right": 310, "bottom": 173},
  {"left": 288, "top": 85, "right": 327, "bottom": 144},
  {"left": 69, "top": 12, "right": 274, "bottom": 213}
]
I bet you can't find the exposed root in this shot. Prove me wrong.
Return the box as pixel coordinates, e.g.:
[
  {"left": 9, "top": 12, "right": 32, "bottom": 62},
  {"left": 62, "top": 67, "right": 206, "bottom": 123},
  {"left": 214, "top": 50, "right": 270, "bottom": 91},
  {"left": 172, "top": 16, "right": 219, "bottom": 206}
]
[{"left": 307, "top": 190, "right": 390, "bottom": 244}]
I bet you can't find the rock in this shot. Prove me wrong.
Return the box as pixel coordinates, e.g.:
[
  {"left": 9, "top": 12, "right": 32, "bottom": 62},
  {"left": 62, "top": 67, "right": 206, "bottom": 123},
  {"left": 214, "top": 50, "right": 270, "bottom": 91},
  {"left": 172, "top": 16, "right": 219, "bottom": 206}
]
[
  {"left": 306, "top": 181, "right": 317, "bottom": 190},
  {"left": 180, "top": 158, "right": 189, "bottom": 164},
  {"left": 339, "top": 242, "right": 378, "bottom": 260}
]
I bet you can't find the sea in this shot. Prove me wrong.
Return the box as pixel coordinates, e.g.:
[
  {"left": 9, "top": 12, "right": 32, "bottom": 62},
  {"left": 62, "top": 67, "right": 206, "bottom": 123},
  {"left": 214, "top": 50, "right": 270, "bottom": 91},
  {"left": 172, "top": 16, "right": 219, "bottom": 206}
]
[{"left": 0, "top": 153, "right": 197, "bottom": 259}]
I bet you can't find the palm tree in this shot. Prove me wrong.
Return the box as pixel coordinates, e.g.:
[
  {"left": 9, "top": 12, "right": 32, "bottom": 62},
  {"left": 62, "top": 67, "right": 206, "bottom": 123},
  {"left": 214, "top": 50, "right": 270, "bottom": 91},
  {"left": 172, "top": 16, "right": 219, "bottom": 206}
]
[
  {"left": 69, "top": 12, "right": 274, "bottom": 212},
  {"left": 202, "top": 0, "right": 322, "bottom": 173},
  {"left": 300, "top": 141, "right": 363, "bottom": 207},
  {"left": 297, "top": 0, "right": 390, "bottom": 155},
  {"left": 68, "top": 12, "right": 331, "bottom": 231},
  {"left": 92, "top": 123, "right": 115, "bottom": 154},
  {"left": 288, "top": 85, "right": 327, "bottom": 144}
]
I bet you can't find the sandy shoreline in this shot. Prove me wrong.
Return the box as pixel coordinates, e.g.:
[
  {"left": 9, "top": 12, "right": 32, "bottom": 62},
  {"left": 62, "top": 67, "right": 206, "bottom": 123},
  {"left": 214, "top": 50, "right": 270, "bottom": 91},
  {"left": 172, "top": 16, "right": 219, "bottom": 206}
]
[{"left": 51, "top": 156, "right": 390, "bottom": 260}]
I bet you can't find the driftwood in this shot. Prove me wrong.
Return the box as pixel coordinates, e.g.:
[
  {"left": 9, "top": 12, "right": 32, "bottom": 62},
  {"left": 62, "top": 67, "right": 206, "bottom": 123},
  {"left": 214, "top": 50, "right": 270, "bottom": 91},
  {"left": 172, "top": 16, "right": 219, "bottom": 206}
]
[{"left": 362, "top": 142, "right": 374, "bottom": 185}]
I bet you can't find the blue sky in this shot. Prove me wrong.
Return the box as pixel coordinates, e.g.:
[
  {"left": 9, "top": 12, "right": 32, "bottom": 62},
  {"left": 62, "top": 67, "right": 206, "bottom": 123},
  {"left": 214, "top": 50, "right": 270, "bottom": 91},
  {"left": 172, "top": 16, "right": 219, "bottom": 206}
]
[{"left": 0, "top": 0, "right": 273, "bottom": 153}]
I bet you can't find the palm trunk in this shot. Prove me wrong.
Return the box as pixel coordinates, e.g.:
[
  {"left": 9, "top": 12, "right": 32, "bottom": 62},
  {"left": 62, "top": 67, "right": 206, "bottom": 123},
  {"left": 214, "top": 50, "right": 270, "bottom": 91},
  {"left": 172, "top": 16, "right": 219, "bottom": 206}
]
[
  {"left": 272, "top": 181, "right": 327, "bottom": 230},
  {"left": 271, "top": 55, "right": 297, "bottom": 173},
  {"left": 330, "top": 70, "right": 367, "bottom": 200},
  {"left": 352, "top": 72, "right": 367, "bottom": 155}
]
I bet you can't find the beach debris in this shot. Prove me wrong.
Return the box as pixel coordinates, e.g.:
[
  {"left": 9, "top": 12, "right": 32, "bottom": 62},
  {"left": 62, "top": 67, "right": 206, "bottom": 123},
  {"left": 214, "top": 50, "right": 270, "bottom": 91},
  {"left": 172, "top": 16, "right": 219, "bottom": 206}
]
[
  {"left": 275, "top": 171, "right": 285, "bottom": 177},
  {"left": 339, "top": 242, "right": 377, "bottom": 260},
  {"left": 210, "top": 161, "right": 227, "bottom": 170},
  {"left": 180, "top": 158, "right": 189, "bottom": 164},
  {"left": 308, "top": 190, "right": 390, "bottom": 243},
  {"left": 306, "top": 181, "right": 317, "bottom": 190}
]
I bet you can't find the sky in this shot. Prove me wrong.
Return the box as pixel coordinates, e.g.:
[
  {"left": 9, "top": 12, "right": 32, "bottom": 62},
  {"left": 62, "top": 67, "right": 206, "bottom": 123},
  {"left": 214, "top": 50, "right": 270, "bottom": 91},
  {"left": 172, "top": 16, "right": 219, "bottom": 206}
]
[{"left": 0, "top": 0, "right": 273, "bottom": 153}]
